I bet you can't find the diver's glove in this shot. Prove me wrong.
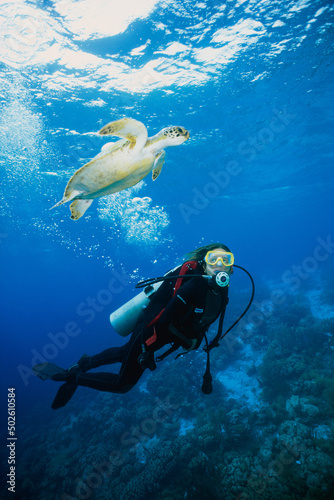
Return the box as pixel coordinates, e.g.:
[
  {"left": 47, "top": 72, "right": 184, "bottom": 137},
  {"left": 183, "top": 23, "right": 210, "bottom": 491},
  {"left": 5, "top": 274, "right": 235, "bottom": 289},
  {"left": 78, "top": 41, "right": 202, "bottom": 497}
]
[
  {"left": 138, "top": 350, "right": 157, "bottom": 371},
  {"left": 203, "top": 340, "right": 220, "bottom": 353}
]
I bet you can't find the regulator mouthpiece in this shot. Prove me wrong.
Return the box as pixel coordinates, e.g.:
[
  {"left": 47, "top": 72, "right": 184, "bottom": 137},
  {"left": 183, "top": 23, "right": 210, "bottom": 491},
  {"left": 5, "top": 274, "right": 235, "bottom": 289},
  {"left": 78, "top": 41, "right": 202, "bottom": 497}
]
[{"left": 215, "top": 271, "right": 230, "bottom": 287}]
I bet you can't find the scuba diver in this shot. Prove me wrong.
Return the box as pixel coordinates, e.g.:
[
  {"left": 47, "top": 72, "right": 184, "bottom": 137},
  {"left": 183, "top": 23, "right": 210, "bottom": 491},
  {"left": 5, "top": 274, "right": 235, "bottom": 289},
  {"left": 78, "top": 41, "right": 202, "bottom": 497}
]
[{"left": 33, "top": 243, "right": 238, "bottom": 409}]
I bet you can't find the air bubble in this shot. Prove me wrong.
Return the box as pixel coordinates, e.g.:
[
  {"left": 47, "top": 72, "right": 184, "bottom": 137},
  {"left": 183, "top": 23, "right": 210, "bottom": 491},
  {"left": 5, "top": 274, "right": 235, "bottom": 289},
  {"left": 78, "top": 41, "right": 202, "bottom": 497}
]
[{"left": 98, "top": 183, "right": 171, "bottom": 247}]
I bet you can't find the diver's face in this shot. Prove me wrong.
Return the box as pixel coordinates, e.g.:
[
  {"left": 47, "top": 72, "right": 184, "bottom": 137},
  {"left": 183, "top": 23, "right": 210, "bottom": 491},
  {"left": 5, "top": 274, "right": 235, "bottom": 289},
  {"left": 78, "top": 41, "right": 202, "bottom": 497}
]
[{"left": 203, "top": 248, "right": 233, "bottom": 277}]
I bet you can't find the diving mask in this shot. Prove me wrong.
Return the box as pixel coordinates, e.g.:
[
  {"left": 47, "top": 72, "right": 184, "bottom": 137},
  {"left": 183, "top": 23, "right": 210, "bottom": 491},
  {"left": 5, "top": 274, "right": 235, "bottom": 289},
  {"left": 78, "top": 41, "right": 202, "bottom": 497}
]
[{"left": 204, "top": 250, "right": 234, "bottom": 267}]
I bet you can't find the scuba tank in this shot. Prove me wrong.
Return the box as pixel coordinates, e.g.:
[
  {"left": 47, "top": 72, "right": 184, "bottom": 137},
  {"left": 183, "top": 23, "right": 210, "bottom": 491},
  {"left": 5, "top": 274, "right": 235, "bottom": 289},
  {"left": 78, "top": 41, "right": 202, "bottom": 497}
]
[
  {"left": 110, "top": 264, "right": 182, "bottom": 336},
  {"left": 109, "top": 282, "right": 162, "bottom": 336}
]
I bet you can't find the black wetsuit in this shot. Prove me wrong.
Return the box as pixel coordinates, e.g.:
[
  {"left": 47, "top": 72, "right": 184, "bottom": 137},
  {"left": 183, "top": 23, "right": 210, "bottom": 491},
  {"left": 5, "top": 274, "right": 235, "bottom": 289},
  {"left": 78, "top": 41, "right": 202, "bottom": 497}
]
[{"left": 76, "top": 263, "right": 229, "bottom": 394}]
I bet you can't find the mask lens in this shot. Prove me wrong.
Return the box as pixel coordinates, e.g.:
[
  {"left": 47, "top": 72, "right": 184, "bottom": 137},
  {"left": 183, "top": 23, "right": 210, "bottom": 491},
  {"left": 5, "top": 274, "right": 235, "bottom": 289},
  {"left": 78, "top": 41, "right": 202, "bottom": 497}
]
[
  {"left": 206, "top": 252, "right": 217, "bottom": 265},
  {"left": 205, "top": 251, "right": 234, "bottom": 267}
]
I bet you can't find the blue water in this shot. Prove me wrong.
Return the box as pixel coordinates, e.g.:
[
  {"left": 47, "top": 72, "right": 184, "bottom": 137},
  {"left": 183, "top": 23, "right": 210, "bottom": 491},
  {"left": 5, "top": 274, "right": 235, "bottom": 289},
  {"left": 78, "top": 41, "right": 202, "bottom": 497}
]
[{"left": 1, "top": 1, "right": 334, "bottom": 499}]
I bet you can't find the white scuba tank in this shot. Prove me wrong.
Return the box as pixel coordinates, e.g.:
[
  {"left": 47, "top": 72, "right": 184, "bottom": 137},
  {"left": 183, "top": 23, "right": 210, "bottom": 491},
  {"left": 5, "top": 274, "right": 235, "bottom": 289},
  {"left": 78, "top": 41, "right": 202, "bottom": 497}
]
[{"left": 109, "top": 282, "right": 162, "bottom": 336}]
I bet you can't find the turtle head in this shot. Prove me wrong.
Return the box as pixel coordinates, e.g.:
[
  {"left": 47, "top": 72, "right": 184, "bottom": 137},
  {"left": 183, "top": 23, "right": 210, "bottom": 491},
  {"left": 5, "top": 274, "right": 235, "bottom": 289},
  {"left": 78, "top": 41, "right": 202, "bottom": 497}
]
[{"left": 159, "top": 126, "right": 190, "bottom": 146}]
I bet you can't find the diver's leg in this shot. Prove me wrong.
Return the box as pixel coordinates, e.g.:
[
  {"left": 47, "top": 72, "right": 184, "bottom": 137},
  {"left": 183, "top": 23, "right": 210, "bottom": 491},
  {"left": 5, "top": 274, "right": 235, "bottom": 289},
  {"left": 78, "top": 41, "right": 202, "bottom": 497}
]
[
  {"left": 75, "top": 370, "right": 142, "bottom": 394},
  {"left": 79, "top": 345, "right": 127, "bottom": 371},
  {"left": 51, "top": 340, "right": 141, "bottom": 407},
  {"left": 52, "top": 331, "right": 139, "bottom": 382},
  {"left": 76, "top": 330, "right": 144, "bottom": 393},
  {"left": 51, "top": 345, "right": 128, "bottom": 382},
  {"left": 51, "top": 328, "right": 146, "bottom": 407}
]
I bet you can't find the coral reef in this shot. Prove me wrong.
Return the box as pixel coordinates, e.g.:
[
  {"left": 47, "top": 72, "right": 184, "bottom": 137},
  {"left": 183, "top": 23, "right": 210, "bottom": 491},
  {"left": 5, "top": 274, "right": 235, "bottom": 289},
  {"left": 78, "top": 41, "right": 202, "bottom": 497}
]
[{"left": 3, "top": 279, "right": 334, "bottom": 500}]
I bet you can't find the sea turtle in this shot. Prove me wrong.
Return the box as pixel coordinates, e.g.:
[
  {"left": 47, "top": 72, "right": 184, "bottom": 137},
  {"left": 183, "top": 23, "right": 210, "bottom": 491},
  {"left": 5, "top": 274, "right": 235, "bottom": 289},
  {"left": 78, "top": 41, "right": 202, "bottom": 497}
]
[{"left": 52, "top": 117, "right": 190, "bottom": 220}]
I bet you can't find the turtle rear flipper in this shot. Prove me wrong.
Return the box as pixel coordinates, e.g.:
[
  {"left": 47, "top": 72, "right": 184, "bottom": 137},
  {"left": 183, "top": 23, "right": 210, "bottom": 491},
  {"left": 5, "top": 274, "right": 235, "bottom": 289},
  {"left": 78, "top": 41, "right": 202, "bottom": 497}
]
[
  {"left": 51, "top": 189, "right": 83, "bottom": 210},
  {"left": 70, "top": 199, "right": 93, "bottom": 220},
  {"left": 51, "top": 197, "right": 67, "bottom": 209}
]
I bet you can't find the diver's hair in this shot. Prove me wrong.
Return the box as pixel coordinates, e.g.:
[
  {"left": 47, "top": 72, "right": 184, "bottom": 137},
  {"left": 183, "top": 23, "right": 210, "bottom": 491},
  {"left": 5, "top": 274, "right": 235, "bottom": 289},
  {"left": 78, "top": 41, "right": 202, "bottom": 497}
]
[{"left": 183, "top": 243, "right": 232, "bottom": 266}]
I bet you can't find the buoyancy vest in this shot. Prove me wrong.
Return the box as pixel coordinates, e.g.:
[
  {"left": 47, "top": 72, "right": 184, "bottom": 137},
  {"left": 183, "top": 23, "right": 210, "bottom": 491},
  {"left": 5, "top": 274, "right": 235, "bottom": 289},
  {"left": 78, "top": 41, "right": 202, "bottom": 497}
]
[{"left": 144, "top": 260, "right": 199, "bottom": 348}]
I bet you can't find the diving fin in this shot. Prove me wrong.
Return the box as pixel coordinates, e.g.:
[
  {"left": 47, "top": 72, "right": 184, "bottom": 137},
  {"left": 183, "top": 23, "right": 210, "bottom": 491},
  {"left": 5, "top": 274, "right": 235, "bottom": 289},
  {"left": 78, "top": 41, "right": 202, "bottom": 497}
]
[
  {"left": 52, "top": 382, "right": 78, "bottom": 410},
  {"left": 33, "top": 362, "right": 79, "bottom": 409},
  {"left": 32, "top": 362, "right": 66, "bottom": 381}
]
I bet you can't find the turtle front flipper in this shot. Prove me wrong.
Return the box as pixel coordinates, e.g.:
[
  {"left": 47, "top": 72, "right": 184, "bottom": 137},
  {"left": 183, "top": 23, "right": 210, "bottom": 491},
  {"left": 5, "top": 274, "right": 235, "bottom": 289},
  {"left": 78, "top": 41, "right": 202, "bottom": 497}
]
[
  {"left": 98, "top": 118, "right": 148, "bottom": 154},
  {"left": 70, "top": 199, "right": 93, "bottom": 220},
  {"left": 152, "top": 151, "right": 166, "bottom": 181}
]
